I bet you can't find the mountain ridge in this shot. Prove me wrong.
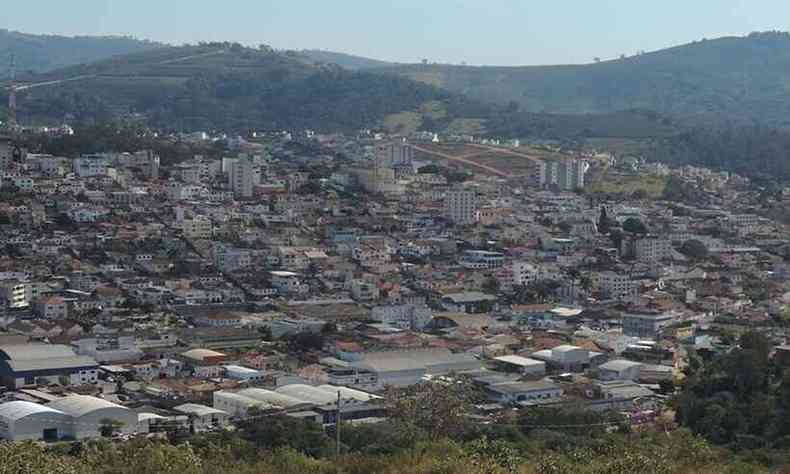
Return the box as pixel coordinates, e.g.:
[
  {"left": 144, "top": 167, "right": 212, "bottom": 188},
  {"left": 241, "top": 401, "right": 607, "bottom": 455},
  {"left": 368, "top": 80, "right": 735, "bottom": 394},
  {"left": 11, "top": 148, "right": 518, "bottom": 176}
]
[{"left": 0, "top": 29, "right": 163, "bottom": 78}]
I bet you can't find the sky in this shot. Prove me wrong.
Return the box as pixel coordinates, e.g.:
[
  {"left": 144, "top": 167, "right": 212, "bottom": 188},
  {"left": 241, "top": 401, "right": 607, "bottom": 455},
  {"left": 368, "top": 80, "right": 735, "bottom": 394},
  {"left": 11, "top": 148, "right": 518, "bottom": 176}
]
[{"left": 3, "top": 0, "right": 790, "bottom": 66}]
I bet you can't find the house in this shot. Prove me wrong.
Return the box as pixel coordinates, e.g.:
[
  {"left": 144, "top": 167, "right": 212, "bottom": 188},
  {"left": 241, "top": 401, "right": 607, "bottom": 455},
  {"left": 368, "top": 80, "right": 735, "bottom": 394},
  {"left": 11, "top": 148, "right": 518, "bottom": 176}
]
[
  {"left": 493, "top": 355, "right": 546, "bottom": 376},
  {"left": 350, "top": 279, "right": 380, "bottom": 302},
  {"left": 622, "top": 311, "right": 674, "bottom": 339},
  {"left": 33, "top": 296, "right": 68, "bottom": 319},
  {"left": 530, "top": 344, "right": 605, "bottom": 373},
  {"left": 597, "top": 359, "right": 643, "bottom": 381},
  {"left": 172, "top": 404, "right": 230, "bottom": 432},
  {"left": 440, "top": 292, "right": 498, "bottom": 313},
  {"left": 193, "top": 313, "right": 243, "bottom": 328},
  {"left": 179, "top": 348, "right": 229, "bottom": 378}
]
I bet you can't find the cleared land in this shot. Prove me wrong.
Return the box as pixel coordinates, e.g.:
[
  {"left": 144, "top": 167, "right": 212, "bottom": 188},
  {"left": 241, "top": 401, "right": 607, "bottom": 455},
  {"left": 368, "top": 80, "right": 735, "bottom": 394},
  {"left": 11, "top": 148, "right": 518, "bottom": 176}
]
[{"left": 413, "top": 143, "right": 579, "bottom": 177}]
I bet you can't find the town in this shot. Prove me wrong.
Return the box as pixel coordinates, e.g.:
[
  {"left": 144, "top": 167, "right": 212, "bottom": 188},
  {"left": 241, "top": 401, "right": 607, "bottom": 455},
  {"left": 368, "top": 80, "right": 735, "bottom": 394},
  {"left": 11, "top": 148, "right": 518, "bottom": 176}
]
[{"left": 0, "top": 124, "right": 784, "bottom": 452}]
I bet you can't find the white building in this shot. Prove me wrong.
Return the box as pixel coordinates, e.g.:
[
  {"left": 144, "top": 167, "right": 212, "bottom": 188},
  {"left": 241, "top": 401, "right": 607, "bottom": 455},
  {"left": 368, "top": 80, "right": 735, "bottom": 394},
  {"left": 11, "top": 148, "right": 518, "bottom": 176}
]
[
  {"left": 598, "top": 271, "right": 639, "bottom": 304},
  {"left": 0, "top": 401, "right": 71, "bottom": 441},
  {"left": 47, "top": 395, "right": 137, "bottom": 439},
  {"left": 173, "top": 403, "right": 230, "bottom": 431},
  {"left": 212, "top": 391, "right": 274, "bottom": 417},
  {"left": 224, "top": 365, "right": 265, "bottom": 383},
  {"left": 485, "top": 380, "right": 563, "bottom": 404},
  {"left": 459, "top": 250, "right": 505, "bottom": 270},
  {"left": 494, "top": 355, "right": 546, "bottom": 376},
  {"left": 633, "top": 237, "right": 673, "bottom": 262},
  {"left": 182, "top": 217, "right": 213, "bottom": 240},
  {"left": 370, "top": 304, "right": 432, "bottom": 331}
]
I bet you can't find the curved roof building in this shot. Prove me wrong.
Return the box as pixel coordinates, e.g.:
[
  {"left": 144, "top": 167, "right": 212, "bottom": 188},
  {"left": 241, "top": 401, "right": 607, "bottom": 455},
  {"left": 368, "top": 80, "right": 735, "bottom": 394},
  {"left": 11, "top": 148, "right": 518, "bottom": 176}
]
[
  {"left": 47, "top": 395, "right": 136, "bottom": 439},
  {"left": 0, "top": 400, "right": 71, "bottom": 441}
]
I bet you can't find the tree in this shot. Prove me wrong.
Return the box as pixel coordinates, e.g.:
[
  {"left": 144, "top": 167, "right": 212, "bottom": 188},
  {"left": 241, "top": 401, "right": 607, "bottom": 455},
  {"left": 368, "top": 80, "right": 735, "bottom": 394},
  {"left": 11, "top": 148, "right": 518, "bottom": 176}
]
[
  {"left": 598, "top": 206, "right": 610, "bottom": 234},
  {"left": 557, "top": 221, "right": 573, "bottom": 234},
  {"left": 579, "top": 273, "right": 593, "bottom": 292},
  {"left": 680, "top": 239, "right": 709, "bottom": 260},
  {"left": 384, "top": 378, "right": 481, "bottom": 441},
  {"left": 609, "top": 228, "right": 624, "bottom": 250},
  {"left": 320, "top": 322, "right": 337, "bottom": 335},
  {"left": 235, "top": 415, "right": 333, "bottom": 457},
  {"left": 482, "top": 277, "right": 500, "bottom": 294},
  {"left": 99, "top": 418, "right": 125, "bottom": 437},
  {"left": 286, "top": 332, "right": 324, "bottom": 352},
  {"left": 622, "top": 217, "right": 647, "bottom": 234}
]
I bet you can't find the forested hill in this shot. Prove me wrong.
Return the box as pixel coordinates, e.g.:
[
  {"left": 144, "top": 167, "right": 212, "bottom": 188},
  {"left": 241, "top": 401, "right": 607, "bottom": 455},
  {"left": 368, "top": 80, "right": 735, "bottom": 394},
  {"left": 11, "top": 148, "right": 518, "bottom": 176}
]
[
  {"left": 0, "top": 29, "right": 162, "bottom": 78},
  {"left": 3, "top": 43, "right": 488, "bottom": 132},
  {"left": 377, "top": 31, "right": 790, "bottom": 127}
]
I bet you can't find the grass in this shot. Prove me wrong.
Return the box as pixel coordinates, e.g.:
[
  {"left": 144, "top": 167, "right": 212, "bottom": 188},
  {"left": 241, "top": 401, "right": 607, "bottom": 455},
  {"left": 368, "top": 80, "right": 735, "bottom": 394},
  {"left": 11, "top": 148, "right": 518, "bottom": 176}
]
[
  {"left": 445, "top": 118, "right": 487, "bottom": 135},
  {"left": 589, "top": 173, "right": 668, "bottom": 197},
  {"left": 383, "top": 111, "right": 422, "bottom": 134}
]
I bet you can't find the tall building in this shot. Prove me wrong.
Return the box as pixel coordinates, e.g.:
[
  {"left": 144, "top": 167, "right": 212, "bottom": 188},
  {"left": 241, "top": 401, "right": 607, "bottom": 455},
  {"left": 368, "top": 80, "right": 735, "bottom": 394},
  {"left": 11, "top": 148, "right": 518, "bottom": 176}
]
[
  {"left": 444, "top": 189, "right": 477, "bottom": 225},
  {"left": 229, "top": 158, "right": 253, "bottom": 199},
  {"left": 375, "top": 142, "right": 413, "bottom": 168},
  {"left": 529, "top": 159, "right": 587, "bottom": 190},
  {"left": 0, "top": 137, "right": 12, "bottom": 172}
]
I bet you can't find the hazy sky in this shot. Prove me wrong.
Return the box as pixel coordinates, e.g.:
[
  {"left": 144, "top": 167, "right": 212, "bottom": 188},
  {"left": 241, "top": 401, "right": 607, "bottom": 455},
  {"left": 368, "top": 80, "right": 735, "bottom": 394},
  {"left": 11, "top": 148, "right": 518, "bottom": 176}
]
[{"left": 3, "top": 0, "right": 789, "bottom": 65}]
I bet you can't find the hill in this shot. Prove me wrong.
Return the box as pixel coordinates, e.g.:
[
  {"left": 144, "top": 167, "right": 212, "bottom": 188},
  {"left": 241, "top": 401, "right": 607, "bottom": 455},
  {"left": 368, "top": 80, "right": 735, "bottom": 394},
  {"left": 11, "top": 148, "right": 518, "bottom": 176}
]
[
  {"left": 0, "top": 29, "right": 162, "bottom": 78},
  {"left": 3, "top": 43, "right": 483, "bottom": 132},
  {"left": 378, "top": 31, "right": 790, "bottom": 127},
  {"left": 297, "top": 49, "right": 396, "bottom": 69}
]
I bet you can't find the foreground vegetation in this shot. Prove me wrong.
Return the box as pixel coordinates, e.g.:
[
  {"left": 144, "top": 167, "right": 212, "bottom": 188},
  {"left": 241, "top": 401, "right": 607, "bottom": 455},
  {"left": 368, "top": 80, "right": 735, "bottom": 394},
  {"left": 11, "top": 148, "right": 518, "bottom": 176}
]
[{"left": 0, "top": 427, "right": 771, "bottom": 474}]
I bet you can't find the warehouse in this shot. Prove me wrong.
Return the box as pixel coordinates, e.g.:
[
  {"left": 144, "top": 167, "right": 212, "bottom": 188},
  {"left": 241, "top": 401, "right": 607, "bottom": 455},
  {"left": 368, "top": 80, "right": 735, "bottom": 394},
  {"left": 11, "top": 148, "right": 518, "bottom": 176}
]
[
  {"left": 212, "top": 391, "right": 277, "bottom": 417},
  {"left": 275, "top": 384, "right": 339, "bottom": 405},
  {"left": 223, "top": 365, "right": 264, "bottom": 382},
  {"left": 0, "top": 343, "right": 99, "bottom": 389},
  {"left": 234, "top": 388, "right": 314, "bottom": 410},
  {"left": 0, "top": 401, "right": 71, "bottom": 441},
  {"left": 47, "top": 395, "right": 137, "bottom": 439},
  {"left": 351, "top": 349, "right": 482, "bottom": 387}
]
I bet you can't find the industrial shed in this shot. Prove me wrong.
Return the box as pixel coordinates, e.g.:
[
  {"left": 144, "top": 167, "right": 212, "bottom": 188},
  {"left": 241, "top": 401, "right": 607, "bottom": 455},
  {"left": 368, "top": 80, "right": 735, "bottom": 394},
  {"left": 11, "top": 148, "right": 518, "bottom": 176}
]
[
  {"left": 0, "top": 401, "right": 71, "bottom": 441},
  {"left": 47, "top": 395, "right": 137, "bottom": 439},
  {"left": 212, "top": 391, "right": 277, "bottom": 417},
  {"left": 234, "top": 388, "right": 314, "bottom": 410},
  {"left": 0, "top": 343, "right": 99, "bottom": 389},
  {"left": 275, "top": 384, "right": 338, "bottom": 405}
]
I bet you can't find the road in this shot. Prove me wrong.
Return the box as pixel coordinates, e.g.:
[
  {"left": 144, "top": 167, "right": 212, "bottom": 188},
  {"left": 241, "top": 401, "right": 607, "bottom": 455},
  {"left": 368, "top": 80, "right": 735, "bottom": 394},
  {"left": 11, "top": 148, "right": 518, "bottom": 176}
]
[
  {"left": 412, "top": 144, "right": 512, "bottom": 178},
  {"left": 467, "top": 143, "right": 540, "bottom": 163}
]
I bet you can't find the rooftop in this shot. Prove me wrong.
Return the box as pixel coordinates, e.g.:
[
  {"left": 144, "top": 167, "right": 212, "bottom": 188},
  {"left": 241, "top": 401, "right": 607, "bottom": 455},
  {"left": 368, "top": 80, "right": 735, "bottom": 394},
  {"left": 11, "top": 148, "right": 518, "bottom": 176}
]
[
  {"left": 488, "top": 380, "right": 561, "bottom": 394},
  {"left": 494, "top": 355, "right": 545, "bottom": 368},
  {"left": 0, "top": 401, "right": 67, "bottom": 422}
]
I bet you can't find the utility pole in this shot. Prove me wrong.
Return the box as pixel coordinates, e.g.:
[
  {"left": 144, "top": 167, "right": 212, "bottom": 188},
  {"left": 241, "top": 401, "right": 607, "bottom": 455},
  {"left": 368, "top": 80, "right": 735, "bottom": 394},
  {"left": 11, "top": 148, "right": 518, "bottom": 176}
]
[
  {"left": 7, "top": 54, "right": 17, "bottom": 129},
  {"left": 335, "top": 390, "right": 341, "bottom": 457}
]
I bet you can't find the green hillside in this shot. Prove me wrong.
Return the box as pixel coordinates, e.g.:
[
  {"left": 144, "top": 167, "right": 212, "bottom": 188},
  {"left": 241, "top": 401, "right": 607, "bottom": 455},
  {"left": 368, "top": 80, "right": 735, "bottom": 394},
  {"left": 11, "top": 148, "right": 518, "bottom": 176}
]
[
  {"left": 378, "top": 31, "right": 790, "bottom": 127},
  {"left": 0, "top": 29, "right": 162, "bottom": 77},
  {"left": 5, "top": 43, "right": 472, "bottom": 132}
]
